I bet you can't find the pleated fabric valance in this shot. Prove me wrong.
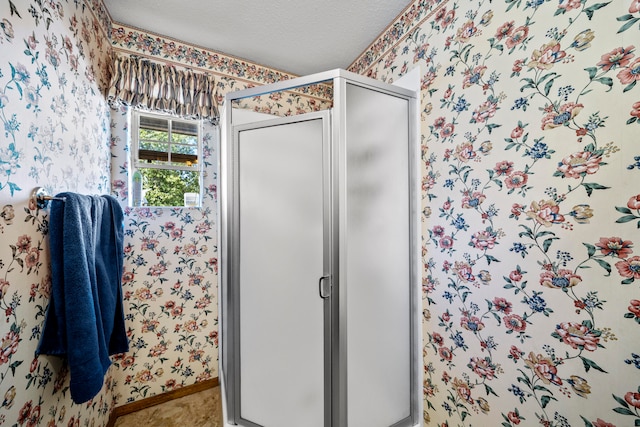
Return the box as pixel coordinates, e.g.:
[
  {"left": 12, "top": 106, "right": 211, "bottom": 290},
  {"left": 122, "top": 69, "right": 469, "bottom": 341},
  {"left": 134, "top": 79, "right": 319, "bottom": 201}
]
[{"left": 107, "top": 54, "right": 219, "bottom": 121}]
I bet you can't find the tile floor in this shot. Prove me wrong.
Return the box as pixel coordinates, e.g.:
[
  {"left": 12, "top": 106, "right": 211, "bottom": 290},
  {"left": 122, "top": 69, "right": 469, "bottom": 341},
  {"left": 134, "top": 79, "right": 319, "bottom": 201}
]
[{"left": 114, "top": 386, "right": 223, "bottom": 427}]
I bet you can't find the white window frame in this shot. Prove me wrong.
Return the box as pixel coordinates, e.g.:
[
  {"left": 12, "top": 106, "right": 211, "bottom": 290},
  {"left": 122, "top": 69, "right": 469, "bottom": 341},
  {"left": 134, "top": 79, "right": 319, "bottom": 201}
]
[{"left": 131, "top": 109, "right": 203, "bottom": 206}]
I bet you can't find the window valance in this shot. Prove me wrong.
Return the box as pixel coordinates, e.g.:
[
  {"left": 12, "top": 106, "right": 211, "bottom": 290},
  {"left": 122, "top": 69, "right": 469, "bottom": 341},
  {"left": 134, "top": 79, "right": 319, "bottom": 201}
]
[{"left": 107, "top": 54, "right": 219, "bottom": 121}]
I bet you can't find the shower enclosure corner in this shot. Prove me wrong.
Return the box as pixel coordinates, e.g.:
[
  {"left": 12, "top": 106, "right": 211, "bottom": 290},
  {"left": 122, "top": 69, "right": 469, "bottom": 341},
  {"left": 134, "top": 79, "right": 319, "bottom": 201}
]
[{"left": 218, "top": 69, "right": 421, "bottom": 427}]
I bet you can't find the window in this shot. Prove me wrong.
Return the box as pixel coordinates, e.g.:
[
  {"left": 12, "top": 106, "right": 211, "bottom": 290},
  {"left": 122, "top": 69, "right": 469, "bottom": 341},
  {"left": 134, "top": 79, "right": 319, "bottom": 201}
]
[{"left": 131, "top": 110, "right": 202, "bottom": 207}]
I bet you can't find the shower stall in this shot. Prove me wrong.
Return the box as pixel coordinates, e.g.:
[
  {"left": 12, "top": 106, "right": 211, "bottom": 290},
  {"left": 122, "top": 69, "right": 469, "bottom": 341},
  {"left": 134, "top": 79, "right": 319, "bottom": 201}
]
[{"left": 219, "top": 69, "right": 421, "bottom": 427}]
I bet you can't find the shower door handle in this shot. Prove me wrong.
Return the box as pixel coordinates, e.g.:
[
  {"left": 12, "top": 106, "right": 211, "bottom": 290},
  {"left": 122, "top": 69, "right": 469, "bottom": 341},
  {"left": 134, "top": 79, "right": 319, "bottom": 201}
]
[{"left": 318, "top": 275, "right": 331, "bottom": 299}]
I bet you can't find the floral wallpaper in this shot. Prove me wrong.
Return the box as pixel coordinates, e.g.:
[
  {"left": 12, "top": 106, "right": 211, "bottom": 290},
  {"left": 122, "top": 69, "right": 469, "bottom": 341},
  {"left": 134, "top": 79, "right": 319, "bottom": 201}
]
[
  {"left": 108, "top": 107, "right": 220, "bottom": 405},
  {"left": 351, "top": 0, "right": 640, "bottom": 425},
  {"left": 0, "top": 0, "right": 115, "bottom": 426}
]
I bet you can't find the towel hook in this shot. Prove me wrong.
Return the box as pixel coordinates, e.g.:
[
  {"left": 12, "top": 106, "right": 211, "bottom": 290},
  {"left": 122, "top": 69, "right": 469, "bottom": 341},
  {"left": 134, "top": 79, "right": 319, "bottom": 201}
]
[{"left": 31, "top": 187, "right": 66, "bottom": 209}]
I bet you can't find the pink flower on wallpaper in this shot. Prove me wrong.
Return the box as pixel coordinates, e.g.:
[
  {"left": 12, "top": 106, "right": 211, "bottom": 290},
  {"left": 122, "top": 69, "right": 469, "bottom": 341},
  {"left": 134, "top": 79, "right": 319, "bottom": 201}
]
[
  {"left": 452, "top": 377, "right": 474, "bottom": 404},
  {"left": 505, "top": 171, "right": 528, "bottom": 189},
  {"left": 509, "top": 270, "right": 523, "bottom": 282},
  {"left": 558, "top": 0, "right": 582, "bottom": 11},
  {"left": 628, "top": 299, "right": 640, "bottom": 318},
  {"left": 134, "top": 288, "right": 153, "bottom": 301},
  {"left": 493, "top": 297, "right": 513, "bottom": 314},
  {"left": 440, "top": 123, "right": 455, "bottom": 138},
  {"left": 592, "top": 419, "right": 616, "bottom": 427},
  {"left": 16, "top": 235, "right": 32, "bottom": 253},
  {"left": 461, "top": 191, "right": 486, "bottom": 208},
  {"left": 525, "top": 352, "right": 562, "bottom": 385},
  {"left": 469, "top": 356, "right": 496, "bottom": 380},
  {"left": 511, "top": 125, "right": 525, "bottom": 138},
  {"left": 148, "top": 262, "right": 167, "bottom": 276},
  {"left": 455, "top": 20, "right": 478, "bottom": 43},
  {"left": 527, "top": 199, "right": 565, "bottom": 226},
  {"left": 433, "top": 116, "right": 446, "bottom": 129},
  {"left": 460, "top": 315, "right": 485, "bottom": 332},
  {"left": 17, "top": 401, "right": 33, "bottom": 425},
  {"left": 615, "top": 256, "right": 640, "bottom": 279},
  {"left": 509, "top": 345, "right": 524, "bottom": 361},
  {"left": 454, "top": 142, "right": 477, "bottom": 162},
  {"left": 122, "top": 270, "right": 135, "bottom": 283},
  {"left": 24, "top": 247, "right": 40, "bottom": 269},
  {"left": 441, "top": 10, "right": 455, "bottom": 28},
  {"left": 541, "top": 102, "right": 583, "bottom": 129},
  {"left": 504, "top": 314, "right": 527, "bottom": 332},
  {"left": 432, "top": 332, "right": 444, "bottom": 346},
  {"left": 439, "top": 235, "right": 454, "bottom": 249},
  {"left": 597, "top": 45, "right": 635, "bottom": 71},
  {"left": 462, "top": 65, "right": 486, "bottom": 88},
  {"left": 617, "top": 58, "right": 640, "bottom": 84},
  {"left": 141, "top": 319, "right": 160, "bottom": 334},
  {"left": 595, "top": 237, "right": 634, "bottom": 258},
  {"left": 624, "top": 391, "right": 640, "bottom": 409},
  {"left": 554, "top": 321, "right": 600, "bottom": 351},
  {"left": 505, "top": 26, "right": 529, "bottom": 49},
  {"left": 529, "top": 41, "right": 567, "bottom": 70},
  {"left": 170, "top": 228, "right": 183, "bottom": 239},
  {"left": 454, "top": 261, "right": 476, "bottom": 283},
  {"left": 438, "top": 346, "right": 453, "bottom": 361},
  {"left": 134, "top": 369, "right": 154, "bottom": 383},
  {"left": 195, "top": 296, "right": 212, "bottom": 309},
  {"left": 1, "top": 330, "right": 20, "bottom": 364},
  {"left": 120, "top": 355, "right": 135, "bottom": 368},
  {"left": 471, "top": 230, "right": 497, "bottom": 250},
  {"left": 494, "top": 160, "right": 514, "bottom": 176},
  {"left": 512, "top": 59, "right": 525, "bottom": 74},
  {"left": 539, "top": 268, "right": 582, "bottom": 289},
  {"left": 149, "top": 343, "right": 168, "bottom": 357},
  {"left": 495, "top": 21, "right": 515, "bottom": 40},
  {"left": 557, "top": 151, "right": 602, "bottom": 178},
  {"left": 507, "top": 411, "right": 522, "bottom": 425},
  {"left": 627, "top": 194, "right": 640, "bottom": 210},
  {"left": 631, "top": 101, "right": 640, "bottom": 118},
  {"left": 540, "top": 268, "right": 582, "bottom": 289},
  {"left": 140, "top": 237, "right": 159, "bottom": 251},
  {"left": 630, "top": 0, "right": 640, "bottom": 13},
  {"left": 471, "top": 100, "right": 497, "bottom": 123}
]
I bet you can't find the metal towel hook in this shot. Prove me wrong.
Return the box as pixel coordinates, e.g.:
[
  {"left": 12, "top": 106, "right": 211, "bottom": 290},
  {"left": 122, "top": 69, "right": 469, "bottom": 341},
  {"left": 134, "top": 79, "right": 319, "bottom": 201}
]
[{"left": 30, "top": 187, "right": 66, "bottom": 209}]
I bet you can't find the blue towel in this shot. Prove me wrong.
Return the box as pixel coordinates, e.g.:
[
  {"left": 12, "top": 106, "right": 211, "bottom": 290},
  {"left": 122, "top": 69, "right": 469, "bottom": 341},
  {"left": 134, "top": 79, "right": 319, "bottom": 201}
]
[{"left": 37, "top": 192, "right": 129, "bottom": 404}]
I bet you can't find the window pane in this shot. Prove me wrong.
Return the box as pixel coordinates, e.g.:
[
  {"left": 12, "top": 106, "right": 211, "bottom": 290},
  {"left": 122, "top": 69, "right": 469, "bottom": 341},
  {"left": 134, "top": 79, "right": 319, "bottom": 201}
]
[
  {"left": 139, "top": 141, "right": 169, "bottom": 153},
  {"left": 140, "top": 116, "right": 169, "bottom": 132},
  {"left": 140, "top": 168, "right": 200, "bottom": 206},
  {"left": 139, "top": 128, "right": 169, "bottom": 142},
  {"left": 173, "top": 132, "right": 198, "bottom": 145},
  {"left": 172, "top": 121, "right": 198, "bottom": 135},
  {"left": 173, "top": 143, "right": 198, "bottom": 155}
]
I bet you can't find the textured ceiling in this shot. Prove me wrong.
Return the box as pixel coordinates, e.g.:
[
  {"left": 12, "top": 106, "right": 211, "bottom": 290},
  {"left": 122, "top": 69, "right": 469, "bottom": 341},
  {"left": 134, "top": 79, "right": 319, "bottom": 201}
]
[{"left": 104, "top": 0, "right": 411, "bottom": 76}]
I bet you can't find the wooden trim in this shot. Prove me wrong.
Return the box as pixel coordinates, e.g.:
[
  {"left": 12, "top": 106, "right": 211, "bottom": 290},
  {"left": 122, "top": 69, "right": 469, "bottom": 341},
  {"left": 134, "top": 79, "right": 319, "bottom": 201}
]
[{"left": 106, "top": 377, "right": 219, "bottom": 427}]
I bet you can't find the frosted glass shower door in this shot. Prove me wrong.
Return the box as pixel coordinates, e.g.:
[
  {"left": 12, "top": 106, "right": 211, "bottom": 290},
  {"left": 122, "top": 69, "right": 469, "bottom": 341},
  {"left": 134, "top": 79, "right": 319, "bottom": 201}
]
[{"left": 233, "top": 111, "right": 331, "bottom": 427}]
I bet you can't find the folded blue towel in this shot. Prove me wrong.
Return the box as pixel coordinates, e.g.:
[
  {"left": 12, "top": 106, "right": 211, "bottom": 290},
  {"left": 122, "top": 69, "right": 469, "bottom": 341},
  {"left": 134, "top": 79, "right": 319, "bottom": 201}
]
[{"left": 36, "top": 192, "right": 129, "bottom": 404}]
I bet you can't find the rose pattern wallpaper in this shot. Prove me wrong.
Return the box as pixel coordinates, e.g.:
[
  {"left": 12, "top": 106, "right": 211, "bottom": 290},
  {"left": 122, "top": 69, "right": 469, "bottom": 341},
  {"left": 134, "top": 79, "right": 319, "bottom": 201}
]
[
  {"left": 3, "top": 0, "right": 640, "bottom": 426},
  {"left": 108, "top": 107, "right": 221, "bottom": 405},
  {"left": 0, "top": 0, "right": 115, "bottom": 426},
  {"left": 349, "top": 0, "right": 640, "bottom": 425}
]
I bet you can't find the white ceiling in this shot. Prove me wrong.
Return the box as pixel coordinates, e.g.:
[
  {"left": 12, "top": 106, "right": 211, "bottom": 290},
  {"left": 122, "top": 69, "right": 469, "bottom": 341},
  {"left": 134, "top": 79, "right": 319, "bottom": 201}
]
[{"left": 104, "top": 0, "right": 412, "bottom": 76}]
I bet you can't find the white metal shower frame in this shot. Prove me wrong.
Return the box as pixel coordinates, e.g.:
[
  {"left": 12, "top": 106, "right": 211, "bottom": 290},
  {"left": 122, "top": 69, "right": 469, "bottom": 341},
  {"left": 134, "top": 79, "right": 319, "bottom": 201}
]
[{"left": 218, "top": 68, "right": 421, "bottom": 427}]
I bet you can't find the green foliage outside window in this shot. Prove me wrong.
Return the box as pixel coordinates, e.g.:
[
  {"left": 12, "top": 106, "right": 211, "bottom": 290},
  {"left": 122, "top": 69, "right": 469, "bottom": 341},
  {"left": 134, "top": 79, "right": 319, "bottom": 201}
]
[{"left": 140, "top": 168, "right": 199, "bottom": 207}]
